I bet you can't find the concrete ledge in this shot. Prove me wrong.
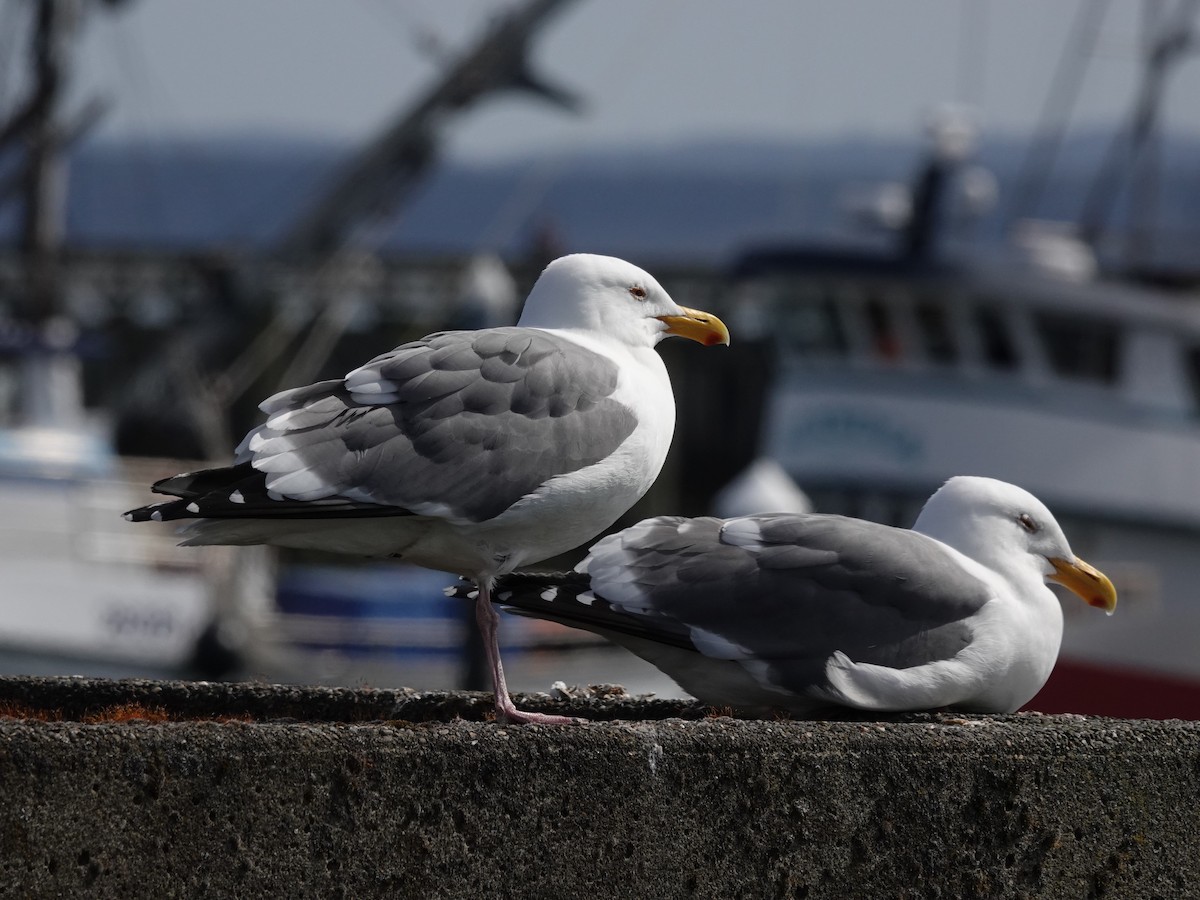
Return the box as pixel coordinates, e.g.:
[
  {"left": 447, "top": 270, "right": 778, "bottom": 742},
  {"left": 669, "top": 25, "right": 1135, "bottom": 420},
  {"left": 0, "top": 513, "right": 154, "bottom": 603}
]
[{"left": 1, "top": 677, "right": 1198, "bottom": 898}]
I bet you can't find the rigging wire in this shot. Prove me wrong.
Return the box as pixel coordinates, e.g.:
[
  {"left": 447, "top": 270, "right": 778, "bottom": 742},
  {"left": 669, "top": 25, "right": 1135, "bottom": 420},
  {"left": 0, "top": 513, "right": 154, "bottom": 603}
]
[
  {"left": 96, "top": 13, "right": 176, "bottom": 240},
  {"left": 1003, "top": 0, "right": 1112, "bottom": 230},
  {"left": 1080, "top": 0, "right": 1198, "bottom": 258},
  {"left": 473, "top": 2, "right": 674, "bottom": 255},
  {"left": 221, "top": 0, "right": 450, "bottom": 249},
  {"left": 357, "top": 0, "right": 445, "bottom": 60},
  {"left": 0, "top": 0, "right": 30, "bottom": 205},
  {"left": 1125, "top": 0, "right": 1168, "bottom": 266},
  {"left": 0, "top": 0, "right": 30, "bottom": 123},
  {"left": 956, "top": 0, "right": 989, "bottom": 109}
]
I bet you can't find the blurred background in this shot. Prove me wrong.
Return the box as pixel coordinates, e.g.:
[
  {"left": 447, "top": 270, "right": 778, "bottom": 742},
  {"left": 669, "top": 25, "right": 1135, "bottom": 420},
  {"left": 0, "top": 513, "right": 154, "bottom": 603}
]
[{"left": 2, "top": 0, "right": 1199, "bottom": 717}]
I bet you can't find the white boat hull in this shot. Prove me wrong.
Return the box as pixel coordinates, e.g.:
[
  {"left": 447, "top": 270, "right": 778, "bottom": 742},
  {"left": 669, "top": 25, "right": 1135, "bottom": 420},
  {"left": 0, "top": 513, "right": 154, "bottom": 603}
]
[{"left": 763, "top": 371, "right": 1200, "bottom": 717}]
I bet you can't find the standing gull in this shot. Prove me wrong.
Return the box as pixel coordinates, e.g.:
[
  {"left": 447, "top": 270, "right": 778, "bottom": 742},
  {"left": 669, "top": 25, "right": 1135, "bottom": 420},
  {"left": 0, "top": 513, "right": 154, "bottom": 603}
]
[
  {"left": 125, "top": 253, "right": 730, "bottom": 724},
  {"left": 470, "top": 477, "right": 1117, "bottom": 715}
]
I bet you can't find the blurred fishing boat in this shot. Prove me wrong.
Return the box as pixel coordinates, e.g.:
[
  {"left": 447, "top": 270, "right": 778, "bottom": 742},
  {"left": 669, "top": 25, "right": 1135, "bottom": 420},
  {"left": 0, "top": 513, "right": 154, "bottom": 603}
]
[
  {"left": 3, "top": 0, "right": 1197, "bottom": 717},
  {"left": 0, "top": 0, "right": 622, "bottom": 692},
  {"left": 0, "top": 326, "right": 217, "bottom": 676},
  {"left": 733, "top": 68, "right": 1200, "bottom": 717}
]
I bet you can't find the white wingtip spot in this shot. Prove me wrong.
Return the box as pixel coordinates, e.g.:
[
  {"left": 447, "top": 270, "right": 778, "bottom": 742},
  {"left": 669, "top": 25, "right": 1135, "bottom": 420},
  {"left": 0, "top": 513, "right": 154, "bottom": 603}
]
[
  {"left": 720, "top": 517, "right": 764, "bottom": 549},
  {"left": 122, "top": 512, "right": 133, "bottom": 521},
  {"left": 540, "top": 588, "right": 558, "bottom": 602},
  {"left": 186, "top": 502, "right": 200, "bottom": 514},
  {"left": 442, "top": 586, "right": 456, "bottom": 597},
  {"left": 467, "top": 590, "right": 479, "bottom": 600},
  {"left": 577, "top": 591, "right": 596, "bottom": 607},
  {"left": 150, "top": 510, "right": 163, "bottom": 522},
  {"left": 230, "top": 490, "right": 245, "bottom": 504}
]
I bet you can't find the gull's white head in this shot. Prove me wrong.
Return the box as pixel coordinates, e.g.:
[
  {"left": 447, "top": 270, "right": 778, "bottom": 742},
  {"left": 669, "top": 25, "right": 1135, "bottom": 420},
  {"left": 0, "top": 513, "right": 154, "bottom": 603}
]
[
  {"left": 913, "top": 475, "right": 1117, "bottom": 614},
  {"left": 516, "top": 253, "right": 730, "bottom": 349}
]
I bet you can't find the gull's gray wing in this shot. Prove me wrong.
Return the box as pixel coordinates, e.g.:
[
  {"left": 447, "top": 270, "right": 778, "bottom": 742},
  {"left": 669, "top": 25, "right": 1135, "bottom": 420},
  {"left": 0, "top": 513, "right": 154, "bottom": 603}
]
[
  {"left": 127, "top": 328, "right": 638, "bottom": 524},
  {"left": 492, "top": 513, "right": 993, "bottom": 690}
]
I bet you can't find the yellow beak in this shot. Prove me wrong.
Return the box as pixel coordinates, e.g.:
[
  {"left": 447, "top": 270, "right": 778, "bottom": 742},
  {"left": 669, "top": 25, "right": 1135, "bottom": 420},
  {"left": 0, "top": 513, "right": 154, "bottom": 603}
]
[
  {"left": 656, "top": 306, "right": 731, "bottom": 347},
  {"left": 1048, "top": 556, "right": 1118, "bottom": 615}
]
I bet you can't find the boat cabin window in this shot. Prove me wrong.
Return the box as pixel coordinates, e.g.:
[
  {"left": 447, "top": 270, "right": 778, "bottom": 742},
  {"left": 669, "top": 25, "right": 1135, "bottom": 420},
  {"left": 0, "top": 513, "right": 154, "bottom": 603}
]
[
  {"left": 1184, "top": 347, "right": 1200, "bottom": 412},
  {"left": 775, "top": 285, "right": 847, "bottom": 357},
  {"left": 1035, "top": 312, "right": 1119, "bottom": 383},
  {"left": 973, "top": 305, "right": 1018, "bottom": 370},
  {"left": 0, "top": 360, "right": 16, "bottom": 425},
  {"left": 863, "top": 295, "right": 901, "bottom": 362},
  {"left": 914, "top": 300, "right": 958, "bottom": 364}
]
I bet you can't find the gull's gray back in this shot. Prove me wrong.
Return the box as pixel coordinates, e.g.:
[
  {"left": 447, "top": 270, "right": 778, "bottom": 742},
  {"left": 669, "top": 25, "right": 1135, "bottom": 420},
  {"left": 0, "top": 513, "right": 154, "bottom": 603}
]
[
  {"left": 579, "top": 514, "right": 993, "bottom": 688},
  {"left": 243, "top": 328, "right": 639, "bottom": 522}
]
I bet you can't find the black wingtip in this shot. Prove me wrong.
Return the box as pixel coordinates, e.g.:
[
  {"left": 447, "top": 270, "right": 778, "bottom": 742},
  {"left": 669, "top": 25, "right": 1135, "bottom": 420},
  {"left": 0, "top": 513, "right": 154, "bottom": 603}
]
[
  {"left": 123, "top": 499, "right": 197, "bottom": 523},
  {"left": 151, "top": 463, "right": 255, "bottom": 499},
  {"left": 443, "top": 578, "right": 480, "bottom": 601},
  {"left": 123, "top": 503, "right": 166, "bottom": 523},
  {"left": 442, "top": 572, "right": 588, "bottom": 605},
  {"left": 483, "top": 571, "right": 695, "bottom": 652}
]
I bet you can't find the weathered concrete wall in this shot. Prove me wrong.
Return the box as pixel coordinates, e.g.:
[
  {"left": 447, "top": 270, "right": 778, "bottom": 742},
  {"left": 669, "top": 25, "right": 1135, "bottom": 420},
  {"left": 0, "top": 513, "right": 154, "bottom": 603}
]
[{"left": 1, "top": 677, "right": 1198, "bottom": 899}]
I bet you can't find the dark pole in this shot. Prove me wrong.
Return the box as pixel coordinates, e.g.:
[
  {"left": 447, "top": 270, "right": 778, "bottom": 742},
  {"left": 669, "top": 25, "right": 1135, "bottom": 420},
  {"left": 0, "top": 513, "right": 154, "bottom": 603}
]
[{"left": 18, "top": 0, "right": 78, "bottom": 325}]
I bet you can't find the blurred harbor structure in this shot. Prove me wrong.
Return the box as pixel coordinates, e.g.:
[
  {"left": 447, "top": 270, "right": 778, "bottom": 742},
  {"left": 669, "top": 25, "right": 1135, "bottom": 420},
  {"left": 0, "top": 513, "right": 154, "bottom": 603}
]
[
  {"left": 0, "top": 245, "right": 736, "bottom": 697},
  {"left": 1, "top": 1, "right": 1199, "bottom": 717},
  {"left": 0, "top": 0, "right": 736, "bottom": 699},
  {"left": 717, "top": 2, "right": 1200, "bottom": 717}
]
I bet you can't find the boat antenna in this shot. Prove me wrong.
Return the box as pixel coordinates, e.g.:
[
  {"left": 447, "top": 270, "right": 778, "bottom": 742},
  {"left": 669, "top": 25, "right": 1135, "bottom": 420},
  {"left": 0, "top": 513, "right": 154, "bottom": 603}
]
[
  {"left": 1078, "top": 0, "right": 1199, "bottom": 259},
  {"left": 0, "top": 0, "right": 122, "bottom": 326},
  {"left": 277, "top": 0, "right": 581, "bottom": 262},
  {"left": 1005, "top": 0, "right": 1111, "bottom": 229}
]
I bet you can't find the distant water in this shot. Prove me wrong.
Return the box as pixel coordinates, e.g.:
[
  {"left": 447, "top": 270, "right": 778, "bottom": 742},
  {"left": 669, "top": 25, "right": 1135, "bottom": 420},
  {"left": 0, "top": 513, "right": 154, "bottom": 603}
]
[{"left": 47, "top": 131, "right": 1200, "bottom": 268}]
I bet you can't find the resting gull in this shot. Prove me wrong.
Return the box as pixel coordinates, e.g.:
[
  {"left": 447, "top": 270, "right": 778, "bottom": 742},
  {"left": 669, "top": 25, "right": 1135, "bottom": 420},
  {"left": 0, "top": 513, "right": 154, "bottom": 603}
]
[
  {"left": 125, "top": 253, "right": 730, "bottom": 724},
  {"left": 464, "top": 476, "right": 1117, "bottom": 715}
]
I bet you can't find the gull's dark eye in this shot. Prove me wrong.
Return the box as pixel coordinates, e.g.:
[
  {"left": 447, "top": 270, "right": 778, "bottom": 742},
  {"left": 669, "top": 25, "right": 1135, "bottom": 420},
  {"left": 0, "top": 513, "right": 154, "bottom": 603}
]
[
  {"left": 628, "top": 285, "right": 647, "bottom": 300},
  {"left": 1018, "top": 513, "right": 1038, "bottom": 534}
]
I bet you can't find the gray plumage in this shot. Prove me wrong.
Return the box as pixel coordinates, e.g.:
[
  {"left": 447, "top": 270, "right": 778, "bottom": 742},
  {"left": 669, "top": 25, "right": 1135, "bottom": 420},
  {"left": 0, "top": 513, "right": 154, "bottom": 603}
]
[
  {"left": 124, "top": 251, "right": 734, "bottom": 725},
  {"left": 592, "top": 514, "right": 984, "bottom": 668},
  {"left": 465, "top": 476, "right": 1117, "bottom": 716},
  {"left": 128, "top": 328, "right": 636, "bottom": 524},
  {"left": 483, "top": 514, "right": 988, "bottom": 707}
]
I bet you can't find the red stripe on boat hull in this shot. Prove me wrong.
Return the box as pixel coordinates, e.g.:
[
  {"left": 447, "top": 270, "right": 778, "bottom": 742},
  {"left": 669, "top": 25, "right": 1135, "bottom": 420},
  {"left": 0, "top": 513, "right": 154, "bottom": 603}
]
[{"left": 1025, "top": 658, "right": 1200, "bottom": 719}]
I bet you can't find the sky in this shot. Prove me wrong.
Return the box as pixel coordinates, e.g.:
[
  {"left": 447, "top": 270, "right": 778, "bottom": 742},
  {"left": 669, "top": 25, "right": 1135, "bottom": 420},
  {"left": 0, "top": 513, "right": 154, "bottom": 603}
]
[{"left": 23, "top": 1, "right": 1200, "bottom": 161}]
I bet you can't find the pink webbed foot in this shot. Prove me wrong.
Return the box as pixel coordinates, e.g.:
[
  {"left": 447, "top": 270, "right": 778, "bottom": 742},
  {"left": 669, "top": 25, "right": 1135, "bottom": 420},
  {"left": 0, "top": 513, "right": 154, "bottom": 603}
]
[{"left": 473, "top": 580, "right": 586, "bottom": 726}]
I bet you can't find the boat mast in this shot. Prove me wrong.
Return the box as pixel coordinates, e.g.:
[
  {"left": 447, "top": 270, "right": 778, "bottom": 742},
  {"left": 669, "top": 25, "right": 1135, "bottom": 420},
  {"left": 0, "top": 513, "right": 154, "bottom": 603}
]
[
  {"left": 1079, "top": 0, "right": 1198, "bottom": 263},
  {"left": 278, "top": 0, "right": 580, "bottom": 261},
  {"left": 0, "top": 0, "right": 79, "bottom": 326}
]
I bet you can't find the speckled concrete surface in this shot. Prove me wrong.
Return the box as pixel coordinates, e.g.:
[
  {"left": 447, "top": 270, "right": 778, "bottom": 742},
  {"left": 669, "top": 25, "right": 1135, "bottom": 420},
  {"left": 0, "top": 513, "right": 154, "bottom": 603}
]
[{"left": 1, "top": 677, "right": 1198, "bottom": 899}]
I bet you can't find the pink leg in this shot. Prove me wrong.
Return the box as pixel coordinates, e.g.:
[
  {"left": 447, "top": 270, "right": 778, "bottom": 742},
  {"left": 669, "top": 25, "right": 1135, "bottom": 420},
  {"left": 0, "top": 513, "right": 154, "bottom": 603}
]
[{"left": 474, "top": 581, "right": 582, "bottom": 725}]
